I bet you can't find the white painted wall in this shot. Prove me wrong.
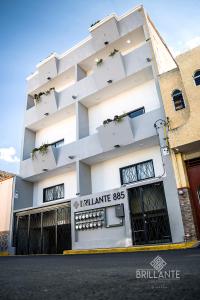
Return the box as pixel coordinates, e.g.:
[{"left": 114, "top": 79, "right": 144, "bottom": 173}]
[
  {"left": 35, "top": 116, "right": 76, "bottom": 147},
  {"left": 33, "top": 171, "right": 77, "bottom": 207},
  {"left": 147, "top": 20, "right": 177, "bottom": 74},
  {"left": 88, "top": 79, "right": 160, "bottom": 134},
  {"left": 91, "top": 145, "right": 163, "bottom": 193},
  {"left": 0, "top": 178, "right": 13, "bottom": 232}
]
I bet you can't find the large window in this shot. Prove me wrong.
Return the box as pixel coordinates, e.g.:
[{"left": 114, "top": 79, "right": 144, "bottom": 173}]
[
  {"left": 193, "top": 70, "right": 200, "bottom": 86},
  {"left": 120, "top": 160, "right": 155, "bottom": 185},
  {"left": 128, "top": 107, "right": 145, "bottom": 119},
  {"left": 172, "top": 89, "right": 185, "bottom": 111},
  {"left": 43, "top": 184, "right": 64, "bottom": 202}
]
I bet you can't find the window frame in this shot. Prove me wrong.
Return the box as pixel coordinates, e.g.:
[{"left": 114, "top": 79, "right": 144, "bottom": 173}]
[
  {"left": 43, "top": 183, "right": 65, "bottom": 203},
  {"left": 193, "top": 70, "right": 200, "bottom": 86},
  {"left": 171, "top": 89, "right": 185, "bottom": 111},
  {"left": 51, "top": 139, "right": 64, "bottom": 148},
  {"left": 119, "top": 159, "right": 155, "bottom": 185},
  {"left": 127, "top": 107, "right": 145, "bottom": 119}
]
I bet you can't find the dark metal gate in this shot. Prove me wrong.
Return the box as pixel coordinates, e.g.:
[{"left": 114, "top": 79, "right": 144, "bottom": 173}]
[
  {"left": 15, "top": 204, "right": 71, "bottom": 255},
  {"left": 128, "top": 182, "right": 171, "bottom": 245}
]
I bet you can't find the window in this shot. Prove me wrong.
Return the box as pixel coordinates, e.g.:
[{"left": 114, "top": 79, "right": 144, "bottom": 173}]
[
  {"left": 172, "top": 89, "right": 185, "bottom": 111},
  {"left": 120, "top": 160, "right": 155, "bottom": 185},
  {"left": 43, "top": 184, "right": 64, "bottom": 202},
  {"left": 193, "top": 70, "right": 200, "bottom": 86},
  {"left": 51, "top": 139, "right": 64, "bottom": 148},
  {"left": 128, "top": 107, "right": 145, "bottom": 119}
]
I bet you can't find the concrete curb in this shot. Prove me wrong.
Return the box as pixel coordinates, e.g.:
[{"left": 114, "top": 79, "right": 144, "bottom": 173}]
[{"left": 63, "top": 240, "right": 199, "bottom": 255}]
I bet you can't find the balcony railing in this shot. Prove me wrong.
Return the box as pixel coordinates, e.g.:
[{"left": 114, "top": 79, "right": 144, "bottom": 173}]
[
  {"left": 20, "top": 108, "right": 161, "bottom": 180},
  {"left": 25, "top": 42, "right": 152, "bottom": 130}
]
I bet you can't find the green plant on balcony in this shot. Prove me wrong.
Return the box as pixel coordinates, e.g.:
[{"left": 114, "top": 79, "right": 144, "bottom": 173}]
[
  {"left": 96, "top": 58, "right": 103, "bottom": 67},
  {"left": 113, "top": 115, "right": 124, "bottom": 123},
  {"left": 90, "top": 20, "right": 100, "bottom": 27},
  {"left": 102, "top": 113, "right": 127, "bottom": 126},
  {"left": 31, "top": 143, "right": 50, "bottom": 160},
  {"left": 33, "top": 87, "right": 55, "bottom": 105},
  {"left": 109, "top": 49, "right": 119, "bottom": 57}
]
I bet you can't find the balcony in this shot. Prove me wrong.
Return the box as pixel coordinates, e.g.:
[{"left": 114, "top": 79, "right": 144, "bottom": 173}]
[
  {"left": 25, "top": 42, "right": 152, "bottom": 130},
  {"left": 27, "top": 55, "right": 58, "bottom": 92},
  {"left": 31, "top": 145, "right": 57, "bottom": 174},
  {"left": 20, "top": 108, "right": 161, "bottom": 181},
  {"left": 27, "top": 6, "right": 145, "bottom": 94},
  {"left": 97, "top": 116, "right": 134, "bottom": 152}
]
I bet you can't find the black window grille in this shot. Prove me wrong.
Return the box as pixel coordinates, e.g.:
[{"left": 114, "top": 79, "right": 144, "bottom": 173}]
[
  {"left": 194, "top": 70, "right": 200, "bottom": 86},
  {"left": 172, "top": 89, "right": 185, "bottom": 111},
  {"left": 120, "top": 160, "right": 155, "bottom": 185},
  {"left": 128, "top": 107, "right": 145, "bottom": 119},
  {"left": 43, "top": 184, "right": 64, "bottom": 202}
]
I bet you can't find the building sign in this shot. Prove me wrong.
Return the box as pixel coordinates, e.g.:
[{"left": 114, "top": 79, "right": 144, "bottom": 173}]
[{"left": 72, "top": 188, "right": 127, "bottom": 211}]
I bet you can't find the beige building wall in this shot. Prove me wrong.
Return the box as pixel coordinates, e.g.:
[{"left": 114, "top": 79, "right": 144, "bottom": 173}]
[
  {"left": 0, "top": 177, "right": 14, "bottom": 253},
  {"left": 159, "top": 46, "right": 200, "bottom": 149}
]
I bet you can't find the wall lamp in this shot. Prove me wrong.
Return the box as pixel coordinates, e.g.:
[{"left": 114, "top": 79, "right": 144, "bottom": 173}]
[
  {"left": 107, "top": 79, "right": 113, "bottom": 84},
  {"left": 114, "top": 144, "right": 120, "bottom": 148}
]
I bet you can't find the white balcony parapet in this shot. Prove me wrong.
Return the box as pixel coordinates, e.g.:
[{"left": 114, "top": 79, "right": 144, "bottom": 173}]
[
  {"left": 21, "top": 108, "right": 161, "bottom": 180},
  {"left": 97, "top": 116, "right": 134, "bottom": 151},
  {"left": 25, "top": 42, "right": 152, "bottom": 130},
  {"left": 26, "top": 6, "right": 145, "bottom": 94},
  {"left": 31, "top": 145, "right": 57, "bottom": 174}
]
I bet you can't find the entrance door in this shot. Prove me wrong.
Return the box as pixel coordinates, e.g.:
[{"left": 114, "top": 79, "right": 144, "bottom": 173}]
[
  {"left": 15, "top": 205, "right": 71, "bottom": 255},
  {"left": 128, "top": 182, "right": 171, "bottom": 245},
  {"left": 186, "top": 158, "right": 200, "bottom": 239}
]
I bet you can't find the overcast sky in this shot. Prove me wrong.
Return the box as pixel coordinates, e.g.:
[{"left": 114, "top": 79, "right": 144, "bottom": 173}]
[{"left": 0, "top": 0, "right": 199, "bottom": 174}]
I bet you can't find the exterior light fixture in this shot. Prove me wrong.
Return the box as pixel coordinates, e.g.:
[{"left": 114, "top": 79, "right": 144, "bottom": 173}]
[
  {"left": 104, "top": 41, "right": 109, "bottom": 45},
  {"left": 114, "top": 144, "right": 120, "bottom": 148},
  {"left": 72, "top": 95, "right": 77, "bottom": 99},
  {"left": 68, "top": 155, "right": 75, "bottom": 159},
  {"left": 76, "top": 192, "right": 80, "bottom": 196},
  {"left": 146, "top": 57, "right": 151, "bottom": 62},
  {"left": 44, "top": 113, "right": 49, "bottom": 116},
  {"left": 47, "top": 77, "right": 51, "bottom": 80},
  {"left": 107, "top": 79, "right": 113, "bottom": 84},
  {"left": 42, "top": 168, "right": 48, "bottom": 172},
  {"left": 126, "top": 39, "right": 131, "bottom": 44}
]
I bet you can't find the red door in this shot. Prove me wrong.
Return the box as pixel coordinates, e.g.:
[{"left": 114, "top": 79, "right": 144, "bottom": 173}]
[{"left": 187, "top": 159, "right": 200, "bottom": 239}]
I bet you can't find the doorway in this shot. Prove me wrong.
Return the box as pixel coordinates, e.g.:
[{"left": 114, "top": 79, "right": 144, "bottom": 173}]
[
  {"left": 15, "top": 204, "right": 71, "bottom": 255},
  {"left": 128, "top": 182, "right": 171, "bottom": 245},
  {"left": 186, "top": 158, "right": 200, "bottom": 239}
]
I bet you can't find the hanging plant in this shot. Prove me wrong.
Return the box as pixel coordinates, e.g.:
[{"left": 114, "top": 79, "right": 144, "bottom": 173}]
[
  {"left": 31, "top": 143, "right": 50, "bottom": 160},
  {"left": 109, "top": 49, "right": 119, "bottom": 57},
  {"left": 90, "top": 20, "right": 100, "bottom": 28},
  {"left": 96, "top": 58, "right": 103, "bottom": 66},
  {"left": 113, "top": 115, "right": 124, "bottom": 123},
  {"left": 103, "top": 118, "right": 112, "bottom": 126},
  {"left": 33, "top": 87, "right": 55, "bottom": 105}
]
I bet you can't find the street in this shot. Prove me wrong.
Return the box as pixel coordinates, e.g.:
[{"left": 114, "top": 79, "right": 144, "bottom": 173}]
[{"left": 0, "top": 248, "right": 200, "bottom": 300}]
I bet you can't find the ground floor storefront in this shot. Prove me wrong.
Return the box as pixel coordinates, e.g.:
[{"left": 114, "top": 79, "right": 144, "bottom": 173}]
[{"left": 13, "top": 178, "right": 184, "bottom": 254}]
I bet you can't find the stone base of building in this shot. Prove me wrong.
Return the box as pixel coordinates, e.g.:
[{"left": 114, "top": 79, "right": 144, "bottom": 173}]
[
  {"left": 178, "top": 188, "right": 197, "bottom": 241},
  {"left": 0, "top": 231, "right": 9, "bottom": 253}
]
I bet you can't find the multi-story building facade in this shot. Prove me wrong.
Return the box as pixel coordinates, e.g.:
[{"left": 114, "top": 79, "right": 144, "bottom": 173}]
[
  {"left": 13, "top": 5, "right": 187, "bottom": 254},
  {"left": 159, "top": 46, "right": 200, "bottom": 241}
]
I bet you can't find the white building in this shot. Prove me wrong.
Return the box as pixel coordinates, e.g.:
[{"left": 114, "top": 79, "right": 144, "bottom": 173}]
[{"left": 13, "top": 5, "right": 185, "bottom": 254}]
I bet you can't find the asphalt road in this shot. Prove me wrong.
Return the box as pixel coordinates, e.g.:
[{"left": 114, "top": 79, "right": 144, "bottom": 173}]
[{"left": 0, "top": 248, "right": 200, "bottom": 300}]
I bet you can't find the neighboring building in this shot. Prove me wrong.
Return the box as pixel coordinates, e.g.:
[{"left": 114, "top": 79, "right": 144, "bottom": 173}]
[
  {"left": 0, "top": 171, "right": 15, "bottom": 254},
  {"left": 159, "top": 46, "right": 200, "bottom": 241},
  {"left": 13, "top": 5, "right": 187, "bottom": 254}
]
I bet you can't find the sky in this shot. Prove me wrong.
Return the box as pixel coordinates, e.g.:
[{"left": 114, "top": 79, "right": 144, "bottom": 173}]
[{"left": 0, "top": 0, "right": 199, "bottom": 174}]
